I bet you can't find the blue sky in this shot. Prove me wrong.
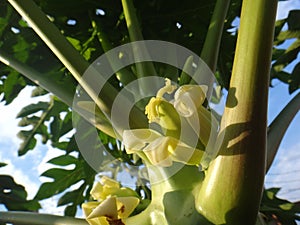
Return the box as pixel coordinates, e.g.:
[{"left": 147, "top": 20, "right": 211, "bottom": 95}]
[{"left": 0, "top": 0, "right": 300, "bottom": 219}]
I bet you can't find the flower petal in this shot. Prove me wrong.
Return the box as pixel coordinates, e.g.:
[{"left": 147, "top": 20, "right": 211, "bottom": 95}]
[
  {"left": 87, "top": 217, "right": 109, "bottom": 225},
  {"left": 87, "top": 196, "right": 118, "bottom": 220},
  {"left": 101, "top": 176, "right": 120, "bottom": 188},
  {"left": 117, "top": 197, "right": 140, "bottom": 218},
  {"left": 173, "top": 92, "right": 197, "bottom": 117},
  {"left": 90, "top": 177, "right": 121, "bottom": 201},
  {"left": 122, "top": 129, "right": 161, "bottom": 154},
  {"left": 82, "top": 202, "right": 100, "bottom": 218},
  {"left": 90, "top": 182, "right": 104, "bottom": 201},
  {"left": 143, "top": 136, "right": 174, "bottom": 166},
  {"left": 174, "top": 85, "right": 208, "bottom": 117},
  {"left": 168, "top": 141, "right": 204, "bottom": 165}
]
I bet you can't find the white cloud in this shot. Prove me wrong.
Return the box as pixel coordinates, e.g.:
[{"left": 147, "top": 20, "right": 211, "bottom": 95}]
[
  {"left": 0, "top": 150, "right": 39, "bottom": 199},
  {"left": 266, "top": 141, "right": 300, "bottom": 201}
]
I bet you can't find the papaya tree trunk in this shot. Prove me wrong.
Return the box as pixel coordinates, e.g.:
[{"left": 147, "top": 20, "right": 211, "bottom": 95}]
[{"left": 196, "top": 0, "right": 278, "bottom": 224}]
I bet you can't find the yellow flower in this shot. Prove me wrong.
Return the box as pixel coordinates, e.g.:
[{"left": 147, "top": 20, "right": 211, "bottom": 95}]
[
  {"left": 83, "top": 196, "right": 140, "bottom": 225},
  {"left": 173, "top": 85, "right": 218, "bottom": 146},
  {"left": 90, "top": 176, "right": 120, "bottom": 201},
  {"left": 173, "top": 84, "right": 220, "bottom": 167},
  {"left": 82, "top": 177, "right": 140, "bottom": 225},
  {"left": 123, "top": 129, "right": 203, "bottom": 167},
  {"left": 173, "top": 85, "right": 208, "bottom": 117},
  {"left": 123, "top": 79, "right": 220, "bottom": 168}
]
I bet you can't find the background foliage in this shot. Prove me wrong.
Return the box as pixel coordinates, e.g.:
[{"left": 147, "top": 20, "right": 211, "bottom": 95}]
[{"left": 0, "top": 0, "right": 299, "bottom": 223}]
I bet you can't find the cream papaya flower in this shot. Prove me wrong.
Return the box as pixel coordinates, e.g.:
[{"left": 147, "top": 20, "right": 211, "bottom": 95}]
[
  {"left": 173, "top": 84, "right": 220, "bottom": 167},
  {"left": 83, "top": 196, "right": 140, "bottom": 225},
  {"left": 90, "top": 176, "right": 138, "bottom": 201},
  {"left": 82, "top": 177, "right": 140, "bottom": 225},
  {"left": 173, "top": 84, "right": 208, "bottom": 117},
  {"left": 173, "top": 84, "right": 219, "bottom": 144},
  {"left": 122, "top": 78, "right": 220, "bottom": 167},
  {"left": 123, "top": 129, "right": 203, "bottom": 167}
]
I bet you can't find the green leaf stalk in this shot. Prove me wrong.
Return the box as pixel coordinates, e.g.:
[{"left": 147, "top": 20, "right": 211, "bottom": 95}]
[{"left": 195, "top": 0, "right": 278, "bottom": 224}]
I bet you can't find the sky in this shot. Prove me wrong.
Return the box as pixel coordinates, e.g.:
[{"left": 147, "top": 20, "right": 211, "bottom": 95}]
[{"left": 0, "top": 0, "right": 300, "bottom": 221}]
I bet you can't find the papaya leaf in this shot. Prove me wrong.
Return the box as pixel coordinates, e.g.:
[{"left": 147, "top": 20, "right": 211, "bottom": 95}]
[
  {"left": 34, "top": 168, "right": 85, "bottom": 200},
  {"left": 64, "top": 204, "right": 78, "bottom": 217},
  {"left": 287, "top": 10, "right": 300, "bottom": 30},
  {"left": 31, "top": 86, "right": 48, "bottom": 97},
  {"left": 17, "top": 101, "right": 54, "bottom": 156},
  {"left": 57, "top": 188, "right": 85, "bottom": 207},
  {"left": 260, "top": 188, "right": 300, "bottom": 225},
  {"left": 16, "top": 101, "right": 50, "bottom": 118},
  {"left": 47, "top": 154, "right": 78, "bottom": 166},
  {"left": 0, "top": 175, "right": 40, "bottom": 211},
  {"left": 2, "top": 71, "right": 26, "bottom": 105},
  {"left": 17, "top": 130, "right": 37, "bottom": 155},
  {"left": 34, "top": 154, "right": 96, "bottom": 216},
  {"left": 18, "top": 116, "right": 40, "bottom": 127},
  {"left": 289, "top": 62, "right": 300, "bottom": 94},
  {"left": 50, "top": 115, "right": 62, "bottom": 143}
]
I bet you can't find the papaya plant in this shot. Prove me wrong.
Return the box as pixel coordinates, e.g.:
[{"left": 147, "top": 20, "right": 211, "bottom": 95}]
[{"left": 0, "top": 0, "right": 300, "bottom": 225}]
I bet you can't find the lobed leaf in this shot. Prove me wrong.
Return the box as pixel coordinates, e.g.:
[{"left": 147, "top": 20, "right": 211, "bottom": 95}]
[
  {"left": 47, "top": 155, "right": 78, "bottom": 166},
  {"left": 16, "top": 101, "right": 50, "bottom": 118}
]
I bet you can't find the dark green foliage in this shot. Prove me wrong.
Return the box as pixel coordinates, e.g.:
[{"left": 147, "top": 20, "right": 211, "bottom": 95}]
[
  {"left": 0, "top": 175, "right": 40, "bottom": 211},
  {"left": 260, "top": 188, "right": 300, "bottom": 224},
  {"left": 272, "top": 10, "right": 300, "bottom": 93}
]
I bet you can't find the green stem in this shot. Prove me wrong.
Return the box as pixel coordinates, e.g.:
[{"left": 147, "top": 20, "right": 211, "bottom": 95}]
[
  {"left": 0, "top": 211, "right": 88, "bottom": 225},
  {"left": 121, "top": 0, "right": 143, "bottom": 43},
  {"left": 196, "top": 0, "right": 278, "bottom": 224},
  {"left": 125, "top": 164, "right": 208, "bottom": 225},
  {"left": 193, "top": 0, "right": 230, "bottom": 98},
  {"left": 200, "top": 0, "right": 230, "bottom": 73},
  {"left": 266, "top": 91, "right": 300, "bottom": 172},
  {"left": 121, "top": 0, "right": 159, "bottom": 96},
  {"left": 91, "top": 20, "right": 137, "bottom": 86}
]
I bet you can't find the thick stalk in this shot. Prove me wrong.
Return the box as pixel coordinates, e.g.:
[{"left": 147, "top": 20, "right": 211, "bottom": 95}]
[
  {"left": 125, "top": 164, "right": 207, "bottom": 225},
  {"left": 196, "top": 0, "right": 278, "bottom": 224},
  {"left": 192, "top": 0, "right": 230, "bottom": 99},
  {"left": 121, "top": 0, "right": 159, "bottom": 96},
  {"left": 200, "top": 0, "right": 230, "bottom": 73}
]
